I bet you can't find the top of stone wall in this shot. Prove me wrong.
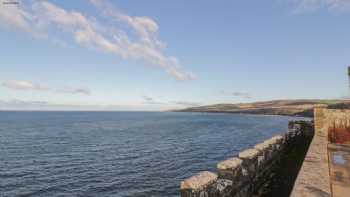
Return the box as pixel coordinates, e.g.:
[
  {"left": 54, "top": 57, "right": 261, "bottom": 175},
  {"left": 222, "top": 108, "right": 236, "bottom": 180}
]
[
  {"left": 238, "top": 148, "right": 259, "bottom": 160},
  {"left": 254, "top": 142, "right": 269, "bottom": 151},
  {"left": 180, "top": 171, "right": 218, "bottom": 190},
  {"left": 217, "top": 157, "right": 242, "bottom": 170}
]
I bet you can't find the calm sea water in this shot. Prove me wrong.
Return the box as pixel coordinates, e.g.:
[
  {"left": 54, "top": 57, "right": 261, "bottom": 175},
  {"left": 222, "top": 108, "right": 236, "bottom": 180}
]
[{"left": 0, "top": 111, "right": 305, "bottom": 197}]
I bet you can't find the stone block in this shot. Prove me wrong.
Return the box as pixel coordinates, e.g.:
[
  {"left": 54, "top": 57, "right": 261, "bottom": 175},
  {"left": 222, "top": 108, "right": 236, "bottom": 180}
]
[
  {"left": 270, "top": 135, "right": 284, "bottom": 151},
  {"left": 218, "top": 157, "right": 242, "bottom": 171},
  {"left": 209, "top": 179, "right": 233, "bottom": 197},
  {"left": 239, "top": 148, "right": 260, "bottom": 177},
  {"left": 263, "top": 137, "right": 281, "bottom": 160},
  {"left": 239, "top": 148, "right": 259, "bottom": 160},
  {"left": 181, "top": 171, "right": 218, "bottom": 190},
  {"left": 217, "top": 157, "right": 244, "bottom": 189},
  {"left": 283, "top": 131, "right": 292, "bottom": 144},
  {"left": 254, "top": 142, "right": 270, "bottom": 168}
]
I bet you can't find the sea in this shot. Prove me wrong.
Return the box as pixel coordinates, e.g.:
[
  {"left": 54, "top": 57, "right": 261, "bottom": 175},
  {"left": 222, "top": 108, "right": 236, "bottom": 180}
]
[{"left": 0, "top": 111, "right": 306, "bottom": 197}]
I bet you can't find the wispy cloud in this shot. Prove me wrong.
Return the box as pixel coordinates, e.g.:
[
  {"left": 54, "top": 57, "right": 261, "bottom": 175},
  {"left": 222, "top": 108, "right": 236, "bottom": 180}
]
[
  {"left": 56, "top": 87, "right": 91, "bottom": 96},
  {"left": 173, "top": 101, "right": 202, "bottom": 107},
  {"left": 1, "top": 80, "right": 90, "bottom": 95},
  {"left": 232, "top": 92, "right": 251, "bottom": 99},
  {"left": 1, "top": 80, "right": 48, "bottom": 91},
  {"left": 0, "top": 0, "right": 195, "bottom": 80},
  {"left": 0, "top": 99, "right": 49, "bottom": 107},
  {"left": 290, "top": 0, "right": 350, "bottom": 14},
  {"left": 0, "top": 0, "right": 32, "bottom": 32},
  {"left": 141, "top": 96, "right": 201, "bottom": 107},
  {"left": 142, "top": 95, "right": 154, "bottom": 102},
  {"left": 221, "top": 90, "right": 252, "bottom": 99},
  {"left": 0, "top": 99, "right": 127, "bottom": 111},
  {"left": 0, "top": 97, "right": 202, "bottom": 110},
  {"left": 141, "top": 95, "right": 165, "bottom": 105}
]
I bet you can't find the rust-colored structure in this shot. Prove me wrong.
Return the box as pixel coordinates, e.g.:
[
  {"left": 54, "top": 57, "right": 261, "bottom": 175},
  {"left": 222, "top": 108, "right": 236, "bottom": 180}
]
[
  {"left": 313, "top": 105, "right": 350, "bottom": 196},
  {"left": 328, "top": 124, "right": 350, "bottom": 145},
  {"left": 315, "top": 106, "right": 350, "bottom": 145}
]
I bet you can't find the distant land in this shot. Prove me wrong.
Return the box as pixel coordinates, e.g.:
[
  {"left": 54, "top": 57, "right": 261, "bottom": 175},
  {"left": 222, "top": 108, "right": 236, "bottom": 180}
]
[{"left": 173, "top": 99, "right": 350, "bottom": 117}]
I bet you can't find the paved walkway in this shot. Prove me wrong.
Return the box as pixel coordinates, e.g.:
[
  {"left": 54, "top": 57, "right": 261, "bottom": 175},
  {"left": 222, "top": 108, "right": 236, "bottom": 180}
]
[
  {"left": 290, "top": 131, "right": 331, "bottom": 197},
  {"left": 291, "top": 133, "right": 350, "bottom": 197},
  {"left": 328, "top": 144, "right": 350, "bottom": 197}
]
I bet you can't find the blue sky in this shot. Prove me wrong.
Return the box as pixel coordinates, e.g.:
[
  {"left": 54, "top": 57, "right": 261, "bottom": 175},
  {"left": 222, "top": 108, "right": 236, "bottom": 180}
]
[{"left": 0, "top": 0, "right": 349, "bottom": 110}]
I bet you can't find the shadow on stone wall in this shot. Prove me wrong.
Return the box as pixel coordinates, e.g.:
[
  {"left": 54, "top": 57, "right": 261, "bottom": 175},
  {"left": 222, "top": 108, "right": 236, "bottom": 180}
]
[{"left": 257, "top": 122, "right": 313, "bottom": 196}]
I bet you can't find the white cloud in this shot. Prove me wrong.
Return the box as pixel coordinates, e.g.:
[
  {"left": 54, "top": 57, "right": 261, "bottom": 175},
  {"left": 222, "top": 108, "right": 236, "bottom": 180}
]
[
  {"left": 291, "top": 0, "right": 350, "bottom": 13},
  {"left": 89, "top": 0, "right": 164, "bottom": 49},
  {"left": 1, "top": 80, "right": 90, "bottom": 95},
  {"left": 0, "top": 0, "right": 32, "bottom": 32},
  {"left": 1, "top": 80, "right": 48, "bottom": 91},
  {"left": 88, "top": 0, "right": 195, "bottom": 80},
  {"left": 0, "top": 0, "right": 195, "bottom": 81}
]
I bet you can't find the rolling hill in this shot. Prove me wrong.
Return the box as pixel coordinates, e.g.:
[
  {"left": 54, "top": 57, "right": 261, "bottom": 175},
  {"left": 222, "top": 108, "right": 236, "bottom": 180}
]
[{"left": 173, "top": 99, "right": 350, "bottom": 117}]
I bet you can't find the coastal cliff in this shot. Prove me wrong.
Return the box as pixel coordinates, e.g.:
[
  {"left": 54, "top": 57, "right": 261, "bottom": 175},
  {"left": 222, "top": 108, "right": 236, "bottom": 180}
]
[{"left": 173, "top": 99, "right": 350, "bottom": 117}]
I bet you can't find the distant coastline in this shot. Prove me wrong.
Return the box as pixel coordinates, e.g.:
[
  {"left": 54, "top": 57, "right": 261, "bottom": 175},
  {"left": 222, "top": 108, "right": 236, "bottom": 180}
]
[{"left": 172, "top": 99, "right": 350, "bottom": 117}]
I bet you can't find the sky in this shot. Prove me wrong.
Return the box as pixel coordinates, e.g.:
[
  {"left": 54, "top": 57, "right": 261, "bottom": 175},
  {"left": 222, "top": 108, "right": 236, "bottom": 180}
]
[{"left": 0, "top": 0, "right": 349, "bottom": 111}]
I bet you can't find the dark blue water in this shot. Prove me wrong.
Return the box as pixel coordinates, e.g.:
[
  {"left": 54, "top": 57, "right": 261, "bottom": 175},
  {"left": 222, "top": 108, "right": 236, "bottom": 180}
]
[{"left": 0, "top": 111, "right": 304, "bottom": 197}]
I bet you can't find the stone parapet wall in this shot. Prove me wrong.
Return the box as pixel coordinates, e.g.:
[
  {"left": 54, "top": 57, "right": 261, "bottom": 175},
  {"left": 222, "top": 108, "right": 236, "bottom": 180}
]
[{"left": 180, "top": 120, "right": 314, "bottom": 197}]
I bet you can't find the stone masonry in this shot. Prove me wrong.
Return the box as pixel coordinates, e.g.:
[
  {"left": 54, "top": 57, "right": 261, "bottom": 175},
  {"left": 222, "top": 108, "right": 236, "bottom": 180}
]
[{"left": 180, "top": 120, "right": 314, "bottom": 197}]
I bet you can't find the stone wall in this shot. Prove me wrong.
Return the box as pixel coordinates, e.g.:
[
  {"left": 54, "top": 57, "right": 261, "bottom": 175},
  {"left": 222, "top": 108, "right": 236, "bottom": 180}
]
[
  {"left": 289, "top": 105, "right": 350, "bottom": 197},
  {"left": 180, "top": 120, "right": 314, "bottom": 197}
]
